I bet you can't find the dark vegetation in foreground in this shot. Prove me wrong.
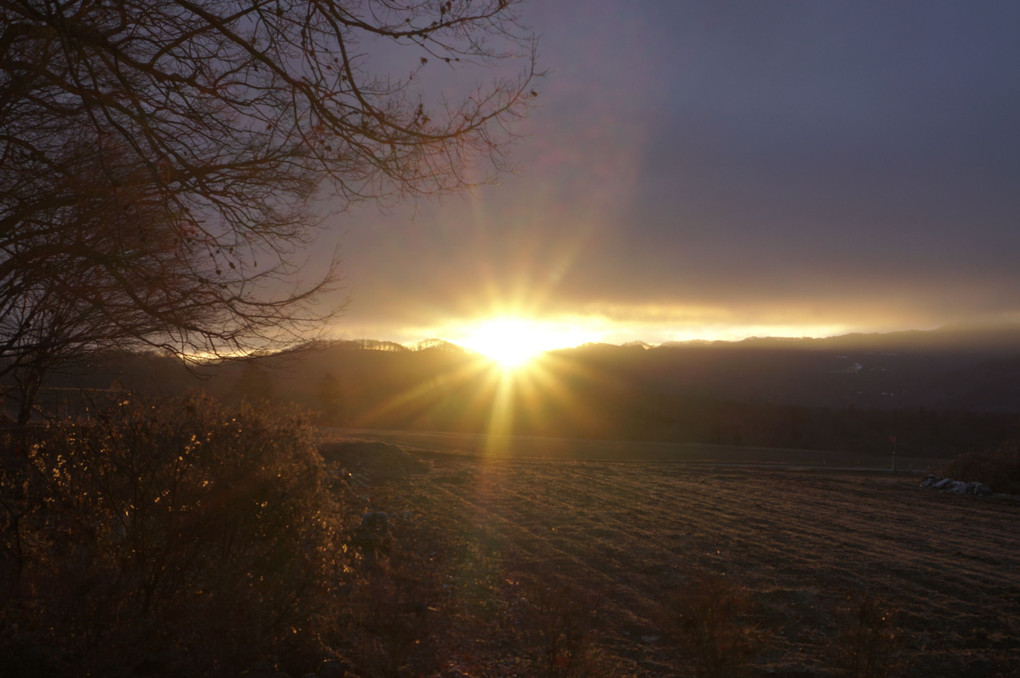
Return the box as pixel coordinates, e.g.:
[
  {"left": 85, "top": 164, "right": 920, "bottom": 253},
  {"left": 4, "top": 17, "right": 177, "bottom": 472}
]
[
  {"left": 2, "top": 394, "right": 1018, "bottom": 677},
  {"left": 1, "top": 396, "right": 348, "bottom": 677}
]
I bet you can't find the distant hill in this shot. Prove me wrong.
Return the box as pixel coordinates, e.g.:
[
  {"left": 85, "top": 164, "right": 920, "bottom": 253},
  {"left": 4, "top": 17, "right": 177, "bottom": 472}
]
[
  {"left": 14, "top": 323, "right": 1020, "bottom": 456},
  {"left": 633, "top": 322, "right": 1020, "bottom": 412}
]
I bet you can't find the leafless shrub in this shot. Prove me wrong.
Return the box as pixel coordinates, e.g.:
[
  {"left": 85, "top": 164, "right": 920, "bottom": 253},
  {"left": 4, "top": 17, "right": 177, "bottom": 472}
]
[
  {"left": 335, "top": 509, "right": 452, "bottom": 677},
  {"left": 661, "top": 573, "right": 762, "bottom": 678},
  {"left": 830, "top": 592, "right": 900, "bottom": 678},
  {"left": 508, "top": 575, "right": 609, "bottom": 678}
]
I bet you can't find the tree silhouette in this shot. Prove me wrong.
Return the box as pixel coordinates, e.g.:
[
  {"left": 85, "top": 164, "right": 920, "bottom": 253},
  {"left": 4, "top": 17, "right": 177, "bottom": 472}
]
[
  {"left": 315, "top": 371, "right": 345, "bottom": 425},
  {"left": 0, "top": 0, "right": 537, "bottom": 415},
  {"left": 233, "top": 360, "right": 276, "bottom": 403}
]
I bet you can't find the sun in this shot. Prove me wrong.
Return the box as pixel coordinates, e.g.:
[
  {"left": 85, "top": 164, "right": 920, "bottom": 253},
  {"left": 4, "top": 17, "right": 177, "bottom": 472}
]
[
  {"left": 456, "top": 315, "right": 601, "bottom": 371},
  {"left": 459, "top": 317, "right": 551, "bottom": 369}
]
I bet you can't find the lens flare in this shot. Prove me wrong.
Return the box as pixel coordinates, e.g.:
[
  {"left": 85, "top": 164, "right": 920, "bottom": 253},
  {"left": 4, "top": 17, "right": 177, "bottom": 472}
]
[
  {"left": 459, "top": 317, "right": 551, "bottom": 369},
  {"left": 456, "top": 316, "right": 590, "bottom": 370}
]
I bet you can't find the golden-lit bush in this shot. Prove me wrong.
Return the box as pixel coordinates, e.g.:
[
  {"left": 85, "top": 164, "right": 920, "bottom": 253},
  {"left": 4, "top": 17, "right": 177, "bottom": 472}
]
[{"left": 0, "top": 394, "right": 351, "bottom": 677}]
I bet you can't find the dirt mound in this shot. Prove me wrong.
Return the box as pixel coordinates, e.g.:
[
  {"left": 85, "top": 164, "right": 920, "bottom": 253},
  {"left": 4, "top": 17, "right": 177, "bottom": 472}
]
[{"left": 319, "top": 440, "right": 428, "bottom": 481}]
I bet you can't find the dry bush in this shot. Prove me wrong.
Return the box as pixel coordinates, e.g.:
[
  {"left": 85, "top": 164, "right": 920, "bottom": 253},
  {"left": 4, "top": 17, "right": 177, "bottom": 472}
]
[
  {"left": 0, "top": 393, "right": 352, "bottom": 677},
  {"left": 334, "top": 518, "right": 452, "bottom": 678},
  {"left": 941, "top": 439, "right": 1020, "bottom": 493},
  {"left": 829, "top": 592, "right": 900, "bottom": 678},
  {"left": 508, "top": 576, "right": 608, "bottom": 678},
  {"left": 660, "top": 573, "right": 762, "bottom": 678}
]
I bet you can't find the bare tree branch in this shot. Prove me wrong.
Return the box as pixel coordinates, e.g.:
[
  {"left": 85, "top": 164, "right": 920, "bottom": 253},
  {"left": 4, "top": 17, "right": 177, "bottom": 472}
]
[{"left": 0, "top": 0, "right": 538, "bottom": 419}]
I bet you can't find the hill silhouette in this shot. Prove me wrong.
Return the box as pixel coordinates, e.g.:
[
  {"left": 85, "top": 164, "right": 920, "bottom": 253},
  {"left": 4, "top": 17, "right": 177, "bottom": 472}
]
[{"left": 13, "top": 323, "right": 1020, "bottom": 457}]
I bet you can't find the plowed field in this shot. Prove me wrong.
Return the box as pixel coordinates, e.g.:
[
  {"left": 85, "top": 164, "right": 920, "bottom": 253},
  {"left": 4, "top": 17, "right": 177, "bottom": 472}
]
[{"left": 328, "top": 433, "right": 1020, "bottom": 677}]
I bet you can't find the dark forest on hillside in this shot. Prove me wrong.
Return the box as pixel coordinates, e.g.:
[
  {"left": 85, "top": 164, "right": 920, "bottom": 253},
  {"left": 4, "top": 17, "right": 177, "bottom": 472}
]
[{"left": 18, "top": 326, "right": 1020, "bottom": 458}]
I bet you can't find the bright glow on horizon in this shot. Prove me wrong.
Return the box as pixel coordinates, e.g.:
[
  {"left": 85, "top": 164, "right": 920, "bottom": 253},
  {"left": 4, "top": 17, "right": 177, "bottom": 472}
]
[
  {"left": 454, "top": 316, "right": 594, "bottom": 369},
  {"left": 369, "top": 316, "right": 859, "bottom": 355},
  {"left": 340, "top": 303, "right": 884, "bottom": 353}
]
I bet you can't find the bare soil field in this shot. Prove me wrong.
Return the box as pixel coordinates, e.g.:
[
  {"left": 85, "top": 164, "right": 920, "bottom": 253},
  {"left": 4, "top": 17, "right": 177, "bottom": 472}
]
[{"left": 326, "top": 433, "right": 1020, "bottom": 677}]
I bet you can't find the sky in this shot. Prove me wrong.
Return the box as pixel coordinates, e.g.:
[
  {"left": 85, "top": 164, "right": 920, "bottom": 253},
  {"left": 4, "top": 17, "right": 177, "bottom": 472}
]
[{"left": 323, "top": 1, "right": 1020, "bottom": 350}]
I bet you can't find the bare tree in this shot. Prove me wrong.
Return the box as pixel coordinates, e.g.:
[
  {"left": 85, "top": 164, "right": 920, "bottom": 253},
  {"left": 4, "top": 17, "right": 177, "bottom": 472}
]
[
  {"left": 0, "top": 0, "right": 537, "bottom": 418},
  {"left": 0, "top": 132, "right": 218, "bottom": 422}
]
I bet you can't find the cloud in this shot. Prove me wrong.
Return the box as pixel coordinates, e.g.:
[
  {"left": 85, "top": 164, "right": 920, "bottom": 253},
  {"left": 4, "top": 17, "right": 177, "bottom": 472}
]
[{"left": 329, "top": 1, "right": 1020, "bottom": 345}]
